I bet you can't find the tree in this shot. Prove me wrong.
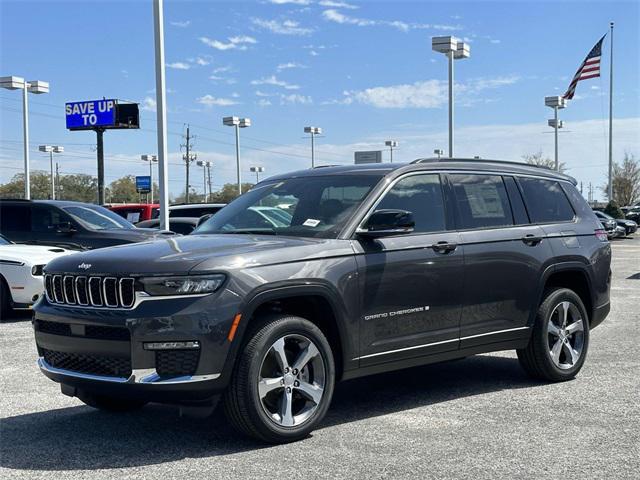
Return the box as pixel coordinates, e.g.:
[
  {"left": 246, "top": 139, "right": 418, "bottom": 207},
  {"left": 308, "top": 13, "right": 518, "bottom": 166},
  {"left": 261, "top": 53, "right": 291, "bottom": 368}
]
[
  {"left": 209, "top": 183, "right": 255, "bottom": 203},
  {"left": 522, "top": 151, "right": 566, "bottom": 173},
  {"left": 0, "top": 171, "right": 53, "bottom": 199},
  {"left": 602, "top": 153, "right": 640, "bottom": 207},
  {"left": 106, "top": 175, "right": 139, "bottom": 204},
  {"left": 58, "top": 174, "right": 97, "bottom": 203},
  {"left": 603, "top": 200, "right": 625, "bottom": 219},
  {"left": 0, "top": 171, "right": 98, "bottom": 202}
]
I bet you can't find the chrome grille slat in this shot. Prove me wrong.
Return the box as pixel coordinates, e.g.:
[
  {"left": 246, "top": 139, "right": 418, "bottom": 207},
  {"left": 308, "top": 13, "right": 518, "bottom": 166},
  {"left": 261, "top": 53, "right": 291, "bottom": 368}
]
[
  {"left": 45, "top": 275, "right": 135, "bottom": 309},
  {"left": 63, "top": 276, "right": 76, "bottom": 304}
]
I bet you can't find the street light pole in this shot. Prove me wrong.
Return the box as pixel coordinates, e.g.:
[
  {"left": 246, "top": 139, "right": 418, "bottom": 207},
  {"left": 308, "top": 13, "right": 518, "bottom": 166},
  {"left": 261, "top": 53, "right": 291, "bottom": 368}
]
[
  {"left": 250, "top": 166, "right": 264, "bottom": 183},
  {"left": 545, "top": 96, "right": 567, "bottom": 171},
  {"left": 141, "top": 155, "right": 158, "bottom": 203},
  {"left": 304, "top": 127, "right": 322, "bottom": 167},
  {"left": 39, "top": 145, "right": 64, "bottom": 200},
  {"left": 224, "top": 116, "right": 251, "bottom": 196},
  {"left": 1, "top": 76, "right": 49, "bottom": 200},
  {"left": 432, "top": 37, "right": 469, "bottom": 158},
  {"left": 385, "top": 140, "right": 398, "bottom": 163}
]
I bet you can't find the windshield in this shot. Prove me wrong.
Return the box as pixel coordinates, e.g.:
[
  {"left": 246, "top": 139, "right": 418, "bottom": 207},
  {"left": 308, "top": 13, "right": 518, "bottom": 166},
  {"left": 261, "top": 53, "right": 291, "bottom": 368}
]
[
  {"left": 0, "top": 234, "right": 11, "bottom": 245},
  {"left": 63, "top": 205, "right": 135, "bottom": 230},
  {"left": 194, "top": 174, "right": 382, "bottom": 238}
]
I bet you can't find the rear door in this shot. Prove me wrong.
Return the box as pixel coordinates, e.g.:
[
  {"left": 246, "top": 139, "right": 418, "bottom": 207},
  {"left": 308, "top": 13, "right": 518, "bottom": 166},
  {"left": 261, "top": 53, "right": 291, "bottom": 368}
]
[
  {"left": 0, "top": 203, "right": 31, "bottom": 243},
  {"left": 448, "top": 173, "right": 553, "bottom": 347},
  {"left": 354, "top": 173, "right": 463, "bottom": 366}
]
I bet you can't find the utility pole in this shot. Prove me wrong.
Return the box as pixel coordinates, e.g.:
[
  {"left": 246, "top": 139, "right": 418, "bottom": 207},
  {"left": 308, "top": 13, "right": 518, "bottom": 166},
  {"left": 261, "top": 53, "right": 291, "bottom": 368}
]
[
  {"left": 608, "top": 21, "right": 614, "bottom": 202},
  {"left": 96, "top": 128, "right": 105, "bottom": 204},
  {"left": 181, "top": 125, "right": 196, "bottom": 203},
  {"left": 207, "top": 163, "right": 212, "bottom": 202},
  {"left": 55, "top": 162, "right": 60, "bottom": 199}
]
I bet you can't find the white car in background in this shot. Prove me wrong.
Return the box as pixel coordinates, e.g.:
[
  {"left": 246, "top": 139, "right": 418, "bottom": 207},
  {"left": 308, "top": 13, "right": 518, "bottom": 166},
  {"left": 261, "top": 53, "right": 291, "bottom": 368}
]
[{"left": 0, "top": 235, "right": 76, "bottom": 317}]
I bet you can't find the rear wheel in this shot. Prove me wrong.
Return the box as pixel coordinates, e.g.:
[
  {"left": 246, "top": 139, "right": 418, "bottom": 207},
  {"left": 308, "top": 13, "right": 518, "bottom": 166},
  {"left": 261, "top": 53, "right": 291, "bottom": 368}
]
[
  {"left": 77, "top": 391, "right": 147, "bottom": 412},
  {"left": 224, "top": 315, "right": 335, "bottom": 443},
  {"left": 517, "top": 288, "right": 589, "bottom": 381}
]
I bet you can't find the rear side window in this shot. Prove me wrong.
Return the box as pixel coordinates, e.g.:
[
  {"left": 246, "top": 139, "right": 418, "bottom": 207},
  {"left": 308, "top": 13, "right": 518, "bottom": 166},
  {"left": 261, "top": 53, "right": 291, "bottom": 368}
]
[
  {"left": 0, "top": 204, "right": 31, "bottom": 232},
  {"left": 31, "top": 206, "right": 73, "bottom": 232},
  {"left": 374, "top": 174, "right": 446, "bottom": 234},
  {"left": 518, "top": 177, "right": 575, "bottom": 223},
  {"left": 449, "top": 174, "right": 514, "bottom": 229}
]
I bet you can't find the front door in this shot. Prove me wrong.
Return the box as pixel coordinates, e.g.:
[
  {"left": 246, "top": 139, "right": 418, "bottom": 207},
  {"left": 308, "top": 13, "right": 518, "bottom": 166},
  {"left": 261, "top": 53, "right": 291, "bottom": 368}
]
[{"left": 353, "top": 173, "right": 463, "bottom": 367}]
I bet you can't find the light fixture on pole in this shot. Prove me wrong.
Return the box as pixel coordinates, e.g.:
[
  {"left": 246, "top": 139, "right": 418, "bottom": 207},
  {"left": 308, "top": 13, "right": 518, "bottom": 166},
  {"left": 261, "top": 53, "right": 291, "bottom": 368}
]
[
  {"left": 196, "top": 160, "right": 212, "bottom": 201},
  {"left": 434, "top": 148, "right": 444, "bottom": 158},
  {"left": 38, "top": 145, "right": 63, "bottom": 200},
  {"left": 384, "top": 140, "right": 398, "bottom": 163},
  {"left": 223, "top": 116, "right": 251, "bottom": 196},
  {"left": 544, "top": 96, "right": 567, "bottom": 171},
  {"left": 141, "top": 155, "right": 158, "bottom": 203},
  {"left": 250, "top": 166, "right": 265, "bottom": 183},
  {"left": 304, "top": 126, "right": 322, "bottom": 168},
  {"left": 1, "top": 76, "right": 49, "bottom": 200},
  {"left": 431, "top": 37, "right": 470, "bottom": 158}
]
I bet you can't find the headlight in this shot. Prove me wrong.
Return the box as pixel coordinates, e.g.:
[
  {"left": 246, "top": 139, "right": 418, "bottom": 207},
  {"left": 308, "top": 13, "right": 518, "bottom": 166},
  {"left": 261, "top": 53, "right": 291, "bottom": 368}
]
[{"left": 139, "top": 274, "right": 226, "bottom": 296}]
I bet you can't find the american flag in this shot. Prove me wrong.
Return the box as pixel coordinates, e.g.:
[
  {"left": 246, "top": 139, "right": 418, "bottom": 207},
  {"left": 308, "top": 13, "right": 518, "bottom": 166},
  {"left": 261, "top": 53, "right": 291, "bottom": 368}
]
[{"left": 563, "top": 35, "right": 606, "bottom": 100}]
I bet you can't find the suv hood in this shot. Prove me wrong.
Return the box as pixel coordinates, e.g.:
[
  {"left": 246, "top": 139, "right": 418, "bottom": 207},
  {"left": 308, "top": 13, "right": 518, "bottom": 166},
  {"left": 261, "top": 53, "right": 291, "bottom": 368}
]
[{"left": 44, "top": 234, "right": 355, "bottom": 275}]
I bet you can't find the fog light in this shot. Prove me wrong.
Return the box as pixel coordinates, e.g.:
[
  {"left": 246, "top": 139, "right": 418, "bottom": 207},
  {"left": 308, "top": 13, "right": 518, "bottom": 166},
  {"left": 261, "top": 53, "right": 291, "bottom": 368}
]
[{"left": 143, "top": 341, "right": 200, "bottom": 350}]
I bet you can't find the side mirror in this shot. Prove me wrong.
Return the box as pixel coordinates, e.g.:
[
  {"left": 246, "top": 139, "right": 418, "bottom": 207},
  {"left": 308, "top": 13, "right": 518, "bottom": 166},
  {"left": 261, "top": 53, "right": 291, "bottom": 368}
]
[
  {"left": 55, "top": 222, "right": 76, "bottom": 234},
  {"left": 196, "top": 213, "right": 213, "bottom": 228},
  {"left": 358, "top": 209, "right": 415, "bottom": 238}
]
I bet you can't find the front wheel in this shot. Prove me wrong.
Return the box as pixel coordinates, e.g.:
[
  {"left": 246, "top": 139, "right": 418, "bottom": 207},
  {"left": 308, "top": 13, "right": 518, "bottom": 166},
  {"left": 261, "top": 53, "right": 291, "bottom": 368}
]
[
  {"left": 224, "top": 315, "right": 335, "bottom": 443},
  {"left": 517, "top": 288, "right": 590, "bottom": 382}
]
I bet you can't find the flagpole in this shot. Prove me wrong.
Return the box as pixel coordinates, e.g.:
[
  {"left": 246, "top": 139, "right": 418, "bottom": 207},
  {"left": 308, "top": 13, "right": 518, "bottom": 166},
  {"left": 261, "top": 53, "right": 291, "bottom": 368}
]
[{"left": 608, "top": 21, "right": 614, "bottom": 202}]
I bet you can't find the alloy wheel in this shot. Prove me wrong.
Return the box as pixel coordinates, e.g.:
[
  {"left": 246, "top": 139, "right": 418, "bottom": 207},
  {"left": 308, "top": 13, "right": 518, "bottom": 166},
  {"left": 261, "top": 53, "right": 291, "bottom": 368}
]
[
  {"left": 547, "top": 301, "right": 585, "bottom": 370},
  {"left": 257, "top": 334, "right": 326, "bottom": 427}
]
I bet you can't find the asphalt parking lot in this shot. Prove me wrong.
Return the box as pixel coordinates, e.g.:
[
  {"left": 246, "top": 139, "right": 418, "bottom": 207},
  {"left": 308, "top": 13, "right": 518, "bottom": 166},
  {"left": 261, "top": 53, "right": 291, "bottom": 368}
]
[{"left": 1, "top": 236, "right": 638, "bottom": 479}]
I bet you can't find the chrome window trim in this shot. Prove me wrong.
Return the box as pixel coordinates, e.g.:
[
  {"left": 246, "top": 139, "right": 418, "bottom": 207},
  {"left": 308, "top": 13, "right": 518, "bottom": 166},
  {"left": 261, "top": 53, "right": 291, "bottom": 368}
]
[
  {"left": 118, "top": 278, "right": 135, "bottom": 308},
  {"left": 355, "top": 326, "right": 530, "bottom": 361},
  {"left": 52, "top": 275, "right": 64, "bottom": 303},
  {"left": 103, "top": 277, "right": 119, "bottom": 307},
  {"left": 88, "top": 276, "right": 103, "bottom": 306},
  {"left": 74, "top": 276, "right": 88, "bottom": 306},
  {"left": 63, "top": 276, "right": 76, "bottom": 305}
]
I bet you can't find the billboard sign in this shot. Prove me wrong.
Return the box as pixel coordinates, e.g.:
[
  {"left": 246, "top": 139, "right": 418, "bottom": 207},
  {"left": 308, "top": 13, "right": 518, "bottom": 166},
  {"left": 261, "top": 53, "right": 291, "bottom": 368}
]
[
  {"left": 135, "top": 175, "right": 151, "bottom": 194},
  {"left": 65, "top": 99, "right": 117, "bottom": 129},
  {"left": 354, "top": 150, "right": 382, "bottom": 164}
]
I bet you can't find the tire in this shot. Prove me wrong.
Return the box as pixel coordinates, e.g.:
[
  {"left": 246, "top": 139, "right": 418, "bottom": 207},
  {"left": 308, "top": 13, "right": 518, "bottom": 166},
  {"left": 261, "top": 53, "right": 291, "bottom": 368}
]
[
  {"left": 0, "top": 276, "right": 12, "bottom": 321},
  {"left": 224, "top": 315, "right": 335, "bottom": 443},
  {"left": 517, "top": 288, "right": 590, "bottom": 382},
  {"left": 77, "top": 391, "right": 147, "bottom": 412}
]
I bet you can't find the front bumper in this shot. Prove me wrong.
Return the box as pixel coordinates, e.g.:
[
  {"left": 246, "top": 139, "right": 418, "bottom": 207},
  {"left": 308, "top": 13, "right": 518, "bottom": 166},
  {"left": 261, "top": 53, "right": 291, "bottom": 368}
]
[{"left": 32, "top": 289, "right": 241, "bottom": 404}]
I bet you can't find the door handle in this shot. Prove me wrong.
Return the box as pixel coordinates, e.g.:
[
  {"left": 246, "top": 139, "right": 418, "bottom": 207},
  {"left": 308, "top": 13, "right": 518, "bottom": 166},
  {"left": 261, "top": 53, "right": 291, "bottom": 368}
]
[
  {"left": 521, "top": 234, "right": 543, "bottom": 246},
  {"left": 431, "top": 241, "right": 458, "bottom": 254}
]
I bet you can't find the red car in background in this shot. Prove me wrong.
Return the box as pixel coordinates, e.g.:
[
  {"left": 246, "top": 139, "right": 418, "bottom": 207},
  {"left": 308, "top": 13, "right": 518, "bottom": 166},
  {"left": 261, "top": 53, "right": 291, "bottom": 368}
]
[{"left": 107, "top": 204, "right": 159, "bottom": 223}]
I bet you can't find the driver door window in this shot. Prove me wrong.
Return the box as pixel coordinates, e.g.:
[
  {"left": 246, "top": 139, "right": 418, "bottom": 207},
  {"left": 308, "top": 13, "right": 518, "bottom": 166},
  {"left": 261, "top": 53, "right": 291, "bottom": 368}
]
[{"left": 373, "top": 173, "right": 446, "bottom": 234}]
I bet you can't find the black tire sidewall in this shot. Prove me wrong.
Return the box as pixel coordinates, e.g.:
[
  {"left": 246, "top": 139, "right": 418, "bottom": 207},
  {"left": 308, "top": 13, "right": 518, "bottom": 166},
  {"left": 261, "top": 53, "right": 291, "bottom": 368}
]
[
  {"left": 242, "top": 316, "right": 335, "bottom": 442},
  {"left": 533, "top": 288, "right": 590, "bottom": 380}
]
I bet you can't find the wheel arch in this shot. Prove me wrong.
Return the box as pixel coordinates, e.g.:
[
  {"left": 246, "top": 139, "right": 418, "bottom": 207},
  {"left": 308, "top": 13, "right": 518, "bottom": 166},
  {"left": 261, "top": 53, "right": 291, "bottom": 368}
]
[{"left": 537, "top": 263, "right": 595, "bottom": 325}]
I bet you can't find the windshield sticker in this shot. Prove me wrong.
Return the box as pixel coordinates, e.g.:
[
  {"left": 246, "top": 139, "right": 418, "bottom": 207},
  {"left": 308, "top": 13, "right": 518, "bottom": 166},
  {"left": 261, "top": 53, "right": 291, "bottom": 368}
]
[{"left": 303, "top": 219, "right": 321, "bottom": 227}]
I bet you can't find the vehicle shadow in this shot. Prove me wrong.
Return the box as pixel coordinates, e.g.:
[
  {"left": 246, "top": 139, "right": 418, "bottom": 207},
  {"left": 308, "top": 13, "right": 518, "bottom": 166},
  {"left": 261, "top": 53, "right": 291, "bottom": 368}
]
[{"left": 0, "top": 354, "right": 541, "bottom": 471}]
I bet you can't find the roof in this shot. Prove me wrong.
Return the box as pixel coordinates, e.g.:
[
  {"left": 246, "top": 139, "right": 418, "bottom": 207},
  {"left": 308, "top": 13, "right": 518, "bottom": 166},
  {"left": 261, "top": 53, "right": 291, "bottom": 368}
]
[{"left": 265, "top": 158, "right": 577, "bottom": 185}]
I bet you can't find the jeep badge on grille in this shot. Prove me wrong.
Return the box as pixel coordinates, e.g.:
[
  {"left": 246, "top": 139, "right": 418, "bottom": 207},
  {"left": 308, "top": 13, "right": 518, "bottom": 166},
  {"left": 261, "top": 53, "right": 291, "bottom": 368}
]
[{"left": 78, "top": 263, "right": 92, "bottom": 270}]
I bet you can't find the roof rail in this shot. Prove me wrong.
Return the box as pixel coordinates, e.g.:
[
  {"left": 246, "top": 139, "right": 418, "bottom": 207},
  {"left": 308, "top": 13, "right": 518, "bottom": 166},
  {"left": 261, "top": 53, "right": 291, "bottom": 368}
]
[
  {"left": 0, "top": 198, "right": 32, "bottom": 202},
  {"left": 411, "top": 157, "right": 553, "bottom": 170},
  {"left": 311, "top": 164, "right": 340, "bottom": 169}
]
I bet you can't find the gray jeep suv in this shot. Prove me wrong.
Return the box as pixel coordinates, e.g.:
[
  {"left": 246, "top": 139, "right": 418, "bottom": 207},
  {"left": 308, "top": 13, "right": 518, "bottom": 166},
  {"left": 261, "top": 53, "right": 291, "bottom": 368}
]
[{"left": 33, "top": 159, "right": 611, "bottom": 443}]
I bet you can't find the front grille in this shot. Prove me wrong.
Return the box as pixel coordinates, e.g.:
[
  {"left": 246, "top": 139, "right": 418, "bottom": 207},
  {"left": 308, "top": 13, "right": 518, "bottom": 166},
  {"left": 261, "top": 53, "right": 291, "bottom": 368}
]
[
  {"left": 35, "top": 320, "right": 130, "bottom": 341},
  {"left": 45, "top": 274, "right": 135, "bottom": 308},
  {"left": 43, "top": 349, "right": 132, "bottom": 378},
  {"left": 156, "top": 350, "right": 200, "bottom": 378}
]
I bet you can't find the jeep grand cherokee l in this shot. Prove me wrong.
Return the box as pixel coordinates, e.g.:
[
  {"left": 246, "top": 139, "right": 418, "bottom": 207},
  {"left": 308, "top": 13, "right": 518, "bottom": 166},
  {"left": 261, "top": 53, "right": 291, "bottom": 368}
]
[{"left": 33, "top": 159, "right": 611, "bottom": 443}]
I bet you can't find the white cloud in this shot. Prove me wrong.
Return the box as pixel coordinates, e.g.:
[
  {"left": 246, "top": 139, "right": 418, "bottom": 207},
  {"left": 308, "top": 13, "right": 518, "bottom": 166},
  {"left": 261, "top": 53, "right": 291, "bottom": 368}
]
[
  {"left": 280, "top": 94, "right": 312, "bottom": 104},
  {"left": 170, "top": 20, "right": 191, "bottom": 27},
  {"left": 337, "top": 76, "right": 520, "bottom": 109},
  {"left": 319, "top": 0, "right": 358, "bottom": 9},
  {"left": 309, "top": 50, "right": 319, "bottom": 56},
  {"left": 200, "top": 35, "right": 257, "bottom": 51},
  {"left": 195, "top": 57, "right": 210, "bottom": 66},
  {"left": 141, "top": 97, "right": 157, "bottom": 112},
  {"left": 251, "top": 75, "right": 300, "bottom": 90},
  {"left": 196, "top": 95, "right": 239, "bottom": 106},
  {"left": 212, "top": 65, "right": 232, "bottom": 74},
  {"left": 277, "top": 62, "right": 307, "bottom": 71},
  {"left": 166, "top": 62, "right": 190, "bottom": 70},
  {"left": 267, "top": 0, "right": 311, "bottom": 4},
  {"left": 257, "top": 99, "right": 272, "bottom": 107},
  {"left": 255, "top": 90, "right": 276, "bottom": 97},
  {"left": 252, "top": 18, "right": 312, "bottom": 35},
  {"left": 322, "top": 9, "right": 462, "bottom": 32}
]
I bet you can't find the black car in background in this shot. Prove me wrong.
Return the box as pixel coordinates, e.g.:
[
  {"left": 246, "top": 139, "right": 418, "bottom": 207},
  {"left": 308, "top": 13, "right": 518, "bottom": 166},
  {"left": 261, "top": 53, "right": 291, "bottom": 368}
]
[
  {"left": 0, "top": 199, "right": 174, "bottom": 250},
  {"left": 593, "top": 210, "right": 637, "bottom": 236}
]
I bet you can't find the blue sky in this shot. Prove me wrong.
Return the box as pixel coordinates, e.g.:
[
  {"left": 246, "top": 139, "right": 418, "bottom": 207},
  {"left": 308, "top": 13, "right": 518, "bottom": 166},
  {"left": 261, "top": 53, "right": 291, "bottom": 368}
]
[{"left": 1, "top": 0, "right": 639, "bottom": 201}]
